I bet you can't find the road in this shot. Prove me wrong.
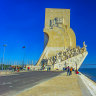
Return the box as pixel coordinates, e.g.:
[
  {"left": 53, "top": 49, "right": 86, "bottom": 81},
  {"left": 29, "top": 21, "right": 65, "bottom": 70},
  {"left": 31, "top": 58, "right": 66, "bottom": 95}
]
[{"left": 0, "top": 71, "right": 63, "bottom": 96}]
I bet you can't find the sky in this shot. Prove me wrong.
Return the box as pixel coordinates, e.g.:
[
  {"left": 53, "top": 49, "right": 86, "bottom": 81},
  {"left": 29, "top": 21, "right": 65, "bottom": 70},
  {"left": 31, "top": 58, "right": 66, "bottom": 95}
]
[{"left": 0, "top": 0, "right": 96, "bottom": 67}]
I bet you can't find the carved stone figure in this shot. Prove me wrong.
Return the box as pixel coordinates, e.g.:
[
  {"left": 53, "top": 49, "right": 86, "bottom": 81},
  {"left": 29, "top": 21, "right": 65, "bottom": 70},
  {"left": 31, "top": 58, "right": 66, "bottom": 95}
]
[
  {"left": 83, "top": 41, "right": 87, "bottom": 52},
  {"left": 83, "top": 41, "right": 87, "bottom": 47},
  {"left": 56, "top": 53, "right": 59, "bottom": 59}
]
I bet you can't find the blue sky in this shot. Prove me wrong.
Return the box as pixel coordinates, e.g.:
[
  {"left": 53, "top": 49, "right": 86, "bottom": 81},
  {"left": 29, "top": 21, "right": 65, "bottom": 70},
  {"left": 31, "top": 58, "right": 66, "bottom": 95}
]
[{"left": 0, "top": 0, "right": 96, "bottom": 67}]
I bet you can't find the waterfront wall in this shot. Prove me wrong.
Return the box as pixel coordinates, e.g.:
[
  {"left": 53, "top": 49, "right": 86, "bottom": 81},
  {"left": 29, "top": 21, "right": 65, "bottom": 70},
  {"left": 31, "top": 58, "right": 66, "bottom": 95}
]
[{"left": 78, "top": 72, "right": 96, "bottom": 96}]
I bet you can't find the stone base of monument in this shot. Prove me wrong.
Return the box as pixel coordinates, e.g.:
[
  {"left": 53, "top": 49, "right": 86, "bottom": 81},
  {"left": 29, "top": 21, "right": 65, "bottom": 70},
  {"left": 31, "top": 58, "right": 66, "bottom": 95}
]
[
  {"left": 54, "top": 51, "right": 88, "bottom": 70},
  {"left": 41, "top": 51, "right": 88, "bottom": 71}
]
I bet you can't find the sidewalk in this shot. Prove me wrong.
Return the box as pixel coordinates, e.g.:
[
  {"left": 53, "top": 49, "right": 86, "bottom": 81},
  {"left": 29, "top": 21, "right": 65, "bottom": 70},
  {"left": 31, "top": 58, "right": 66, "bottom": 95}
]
[
  {"left": 17, "top": 72, "right": 82, "bottom": 96},
  {"left": 0, "top": 71, "right": 14, "bottom": 76},
  {"left": 0, "top": 70, "right": 29, "bottom": 76}
]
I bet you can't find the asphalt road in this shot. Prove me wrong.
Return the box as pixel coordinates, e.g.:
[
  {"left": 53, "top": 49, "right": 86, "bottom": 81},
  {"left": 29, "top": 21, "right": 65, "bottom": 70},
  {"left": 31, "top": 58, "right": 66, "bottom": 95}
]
[{"left": 0, "top": 71, "right": 63, "bottom": 96}]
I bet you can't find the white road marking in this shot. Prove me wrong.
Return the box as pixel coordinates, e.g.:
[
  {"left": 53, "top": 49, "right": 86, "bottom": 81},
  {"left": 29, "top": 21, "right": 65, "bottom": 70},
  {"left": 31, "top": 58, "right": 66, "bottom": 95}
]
[
  {"left": 0, "top": 82, "right": 12, "bottom": 85},
  {"left": 9, "top": 86, "right": 13, "bottom": 87}
]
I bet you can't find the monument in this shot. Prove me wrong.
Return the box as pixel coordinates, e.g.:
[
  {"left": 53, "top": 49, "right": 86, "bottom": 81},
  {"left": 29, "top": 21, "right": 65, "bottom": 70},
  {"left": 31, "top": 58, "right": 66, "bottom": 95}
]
[{"left": 36, "top": 8, "right": 88, "bottom": 70}]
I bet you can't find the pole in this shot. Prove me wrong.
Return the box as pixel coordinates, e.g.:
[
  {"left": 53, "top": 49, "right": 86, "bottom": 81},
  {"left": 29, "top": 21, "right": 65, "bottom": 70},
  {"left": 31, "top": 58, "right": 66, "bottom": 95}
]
[
  {"left": 1, "top": 58, "right": 3, "bottom": 70},
  {"left": 2, "top": 45, "right": 6, "bottom": 70},
  {"left": 22, "top": 46, "right": 26, "bottom": 69}
]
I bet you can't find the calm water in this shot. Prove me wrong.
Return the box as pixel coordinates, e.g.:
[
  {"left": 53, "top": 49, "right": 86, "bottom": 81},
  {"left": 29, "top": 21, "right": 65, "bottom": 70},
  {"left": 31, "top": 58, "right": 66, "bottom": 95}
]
[{"left": 79, "top": 68, "right": 96, "bottom": 82}]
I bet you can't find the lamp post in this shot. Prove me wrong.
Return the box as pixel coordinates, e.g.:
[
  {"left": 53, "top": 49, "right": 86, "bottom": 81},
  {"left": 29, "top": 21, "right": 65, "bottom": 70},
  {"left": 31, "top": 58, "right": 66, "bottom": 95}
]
[
  {"left": 2, "top": 44, "right": 7, "bottom": 70},
  {"left": 22, "top": 46, "right": 26, "bottom": 69}
]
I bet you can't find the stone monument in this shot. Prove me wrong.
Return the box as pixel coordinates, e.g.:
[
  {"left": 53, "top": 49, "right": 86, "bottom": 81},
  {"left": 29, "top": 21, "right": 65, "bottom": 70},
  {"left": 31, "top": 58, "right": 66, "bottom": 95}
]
[
  {"left": 37, "top": 8, "right": 76, "bottom": 66},
  {"left": 36, "top": 8, "right": 88, "bottom": 70}
]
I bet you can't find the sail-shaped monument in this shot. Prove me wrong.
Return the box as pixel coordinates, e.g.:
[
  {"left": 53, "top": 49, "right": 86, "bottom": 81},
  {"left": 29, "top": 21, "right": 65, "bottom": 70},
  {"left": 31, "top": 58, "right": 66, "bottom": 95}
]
[{"left": 36, "top": 8, "right": 88, "bottom": 70}]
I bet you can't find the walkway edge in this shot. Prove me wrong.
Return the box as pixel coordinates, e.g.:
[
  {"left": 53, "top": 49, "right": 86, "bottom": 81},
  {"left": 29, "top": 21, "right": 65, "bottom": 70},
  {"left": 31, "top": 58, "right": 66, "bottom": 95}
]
[{"left": 78, "top": 72, "right": 96, "bottom": 96}]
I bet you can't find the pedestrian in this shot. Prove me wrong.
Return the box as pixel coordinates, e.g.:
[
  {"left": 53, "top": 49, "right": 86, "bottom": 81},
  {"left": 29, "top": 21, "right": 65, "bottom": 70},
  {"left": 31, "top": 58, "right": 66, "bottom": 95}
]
[
  {"left": 70, "top": 67, "right": 73, "bottom": 75},
  {"left": 17, "top": 66, "right": 19, "bottom": 72},
  {"left": 75, "top": 70, "right": 79, "bottom": 74},
  {"left": 67, "top": 66, "right": 70, "bottom": 76},
  {"left": 63, "top": 67, "right": 65, "bottom": 71},
  {"left": 28, "top": 67, "right": 30, "bottom": 71}
]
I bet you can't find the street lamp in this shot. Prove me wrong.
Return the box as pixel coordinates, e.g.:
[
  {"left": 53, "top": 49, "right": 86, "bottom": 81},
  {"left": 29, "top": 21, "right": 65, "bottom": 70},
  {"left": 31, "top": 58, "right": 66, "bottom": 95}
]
[
  {"left": 22, "top": 46, "right": 26, "bottom": 69},
  {"left": 2, "top": 44, "right": 7, "bottom": 70}
]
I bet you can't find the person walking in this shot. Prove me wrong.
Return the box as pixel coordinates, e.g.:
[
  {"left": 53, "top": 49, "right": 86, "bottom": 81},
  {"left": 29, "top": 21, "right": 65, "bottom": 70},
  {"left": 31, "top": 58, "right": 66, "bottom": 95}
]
[
  {"left": 67, "top": 66, "right": 70, "bottom": 76},
  {"left": 70, "top": 67, "right": 73, "bottom": 75},
  {"left": 28, "top": 67, "right": 30, "bottom": 71}
]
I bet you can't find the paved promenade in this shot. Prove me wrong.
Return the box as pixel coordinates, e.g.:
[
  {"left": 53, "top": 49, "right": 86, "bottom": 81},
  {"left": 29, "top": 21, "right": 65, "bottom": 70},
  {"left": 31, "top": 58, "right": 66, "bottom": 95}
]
[
  {"left": 17, "top": 72, "right": 83, "bottom": 96},
  {"left": 0, "top": 71, "right": 62, "bottom": 96}
]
